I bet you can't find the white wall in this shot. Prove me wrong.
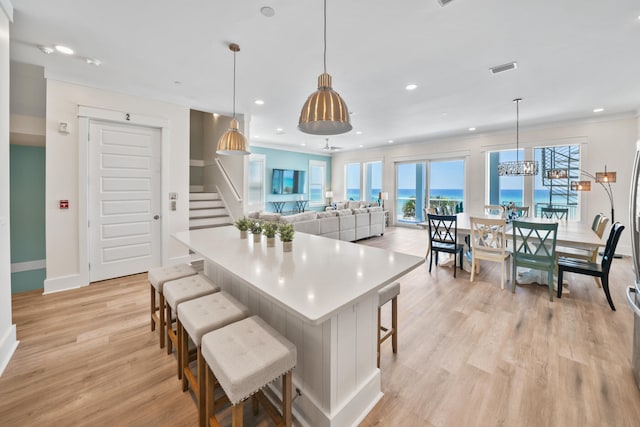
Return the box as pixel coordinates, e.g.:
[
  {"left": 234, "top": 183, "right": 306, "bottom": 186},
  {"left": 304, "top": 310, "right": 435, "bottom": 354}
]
[
  {"left": 331, "top": 114, "right": 639, "bottom": 255},
  {"left": 44, "top": 79, "right": 191, "bottom": 292},
  {"left": 0, "top": 0, "right": 18, "bottom": 377}
]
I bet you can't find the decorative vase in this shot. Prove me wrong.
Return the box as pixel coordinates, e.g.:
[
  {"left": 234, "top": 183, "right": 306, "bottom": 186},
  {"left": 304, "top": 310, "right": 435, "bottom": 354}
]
[
  {"left": 283, "top": 241, "right": 293, "bottom": 252},
  {"left": 240, "top": 230, "right": 247, "bottom": 239},
  {"left": 253, "top": 233, "right": 262, "bottom": 243},
  {"left": 267, "top": 237, "right": 275, "bottom": 247}
]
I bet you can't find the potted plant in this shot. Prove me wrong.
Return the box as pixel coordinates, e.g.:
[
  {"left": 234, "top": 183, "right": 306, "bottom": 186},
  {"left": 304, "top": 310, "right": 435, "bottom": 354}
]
[
  {"left": 262, "top": 221, "right": 278, "bottom": 247},
  {"left": 234, "top": 217, "right": 251, "bottom": 239},
  {"left": 250, "top": 220, "right": 263, "bottom": 243},
  {"left": 279, "top": 223, "right": 295, "bottom": 252}
]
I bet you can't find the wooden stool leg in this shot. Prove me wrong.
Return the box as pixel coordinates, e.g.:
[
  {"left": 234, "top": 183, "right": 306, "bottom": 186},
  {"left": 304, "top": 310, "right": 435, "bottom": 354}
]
[
  {"left": 198, "top": 347, "right": 206, "bottom": 427},
  {"left": 159, "top": 293, "right": 166, "bottom": 348},
  {"left": 206, "top": 365, "right": 215, "bottom": 427},
  {"left": 181, "top": 323, "right": 189, "bottom": 392},
  {"left": 251, "top": 395, "right": 259, "bottom": 415},
  {"left": 282, "top": 371, "right": 292, "bottom": 427},
  {"left": 232, "top": 402, "right": 243, "bottom": 427},
  {"left": 176, "top": 319, "right": 183, "bottom": 379},
  {"left": 166, "top": 304, "right": 173, "bottom": 355},
  {"left": 377, "top": 306, "right": 382, "bottom": 368},
  {"left": 391, "top": 297, "right": 398, "bottom": 354},
  {"left": 150, "top": 284, "right": 156, "bottom": 332}
]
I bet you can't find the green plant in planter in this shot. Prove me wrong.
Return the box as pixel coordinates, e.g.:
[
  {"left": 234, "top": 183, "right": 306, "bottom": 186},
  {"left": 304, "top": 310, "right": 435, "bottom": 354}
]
[
  {"left": 262, "top": 221, "right": 278, "bottom": 238},
  {"left": 234, "top": 217, "right": 252, "bottom": 231},
  {"left": 249, "top": 220, "right": 263, "bottom": 235},
  {"left": 278, "top": 223, "right": 295, "bottom": 242}
]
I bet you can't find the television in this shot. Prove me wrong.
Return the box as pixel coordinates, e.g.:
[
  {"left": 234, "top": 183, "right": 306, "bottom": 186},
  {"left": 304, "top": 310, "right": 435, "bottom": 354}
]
[{"left": 272, "top": 168, "right": 306, "bottom": 195}]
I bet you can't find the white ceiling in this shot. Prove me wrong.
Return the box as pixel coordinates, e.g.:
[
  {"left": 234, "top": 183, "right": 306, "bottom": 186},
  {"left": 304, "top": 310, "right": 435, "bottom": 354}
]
[{"left": 8, "top": 0, "right": 640, "bottom": 153}]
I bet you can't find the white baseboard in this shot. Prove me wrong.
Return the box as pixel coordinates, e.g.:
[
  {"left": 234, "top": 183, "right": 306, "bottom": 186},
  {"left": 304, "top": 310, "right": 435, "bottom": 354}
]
[
  {"left": 44, "top": 273, "right": 88, "bottom": 294},
  {"left": 0, "top": 324, "right": 18, "bottom": 377}
]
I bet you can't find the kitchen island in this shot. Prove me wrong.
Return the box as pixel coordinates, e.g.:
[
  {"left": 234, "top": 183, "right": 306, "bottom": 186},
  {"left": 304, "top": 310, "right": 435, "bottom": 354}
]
[{"left": 173, "top": 226, "right": 424, "bottom": 427}]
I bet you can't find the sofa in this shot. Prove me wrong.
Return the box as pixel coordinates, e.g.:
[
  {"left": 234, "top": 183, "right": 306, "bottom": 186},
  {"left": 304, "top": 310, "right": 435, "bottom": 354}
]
[{"left": 248, "top": 205, "right": 385, "bottom": 242}]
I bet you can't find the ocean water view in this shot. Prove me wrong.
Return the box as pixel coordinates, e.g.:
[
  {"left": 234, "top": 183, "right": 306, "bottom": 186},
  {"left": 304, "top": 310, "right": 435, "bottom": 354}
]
[{"left": 345, "top": 188, "right": 551, "bottom": 205}]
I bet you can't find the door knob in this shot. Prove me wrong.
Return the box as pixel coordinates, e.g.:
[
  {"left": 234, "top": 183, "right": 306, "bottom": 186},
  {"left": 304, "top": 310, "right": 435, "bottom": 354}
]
[{"left": 154, "top": 215, "right": 160, "bottom": 220}]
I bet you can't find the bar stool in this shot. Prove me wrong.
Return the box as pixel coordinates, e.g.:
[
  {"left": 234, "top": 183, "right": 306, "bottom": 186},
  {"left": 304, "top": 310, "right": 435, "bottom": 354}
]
[
  {"left": 178, "top": 291, "right": 249, "bottom": 427},
  {"left": 378, "top": 282, "right": 400, "bottom": 368},
  {"left": 148, "top": 264, "right": 197, "bottom": 348},
  {"left": 163, "top": 274, "right": 220, "bottom": 378},
  {"left": 202, "top": 315, "right": 297, "bottom": 427}
]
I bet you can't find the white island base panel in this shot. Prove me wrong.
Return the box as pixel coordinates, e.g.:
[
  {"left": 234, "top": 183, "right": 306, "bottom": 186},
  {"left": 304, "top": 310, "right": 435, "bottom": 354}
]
[{"left": 206, "top": 262, "right": 382, "bottom": 427}]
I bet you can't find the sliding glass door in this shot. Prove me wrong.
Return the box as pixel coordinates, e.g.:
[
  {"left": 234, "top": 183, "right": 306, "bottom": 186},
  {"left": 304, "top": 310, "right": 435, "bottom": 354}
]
[{"left": 396, "top": 159, "right": 465, "bottom": 224}]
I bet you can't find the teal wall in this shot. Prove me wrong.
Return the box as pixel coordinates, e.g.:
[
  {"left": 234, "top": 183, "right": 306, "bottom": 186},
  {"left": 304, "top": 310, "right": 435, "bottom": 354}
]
[
  {"left": 10, "top": 145, "right": 46, "bottom": 293},
  {"left": 250, "top": 146, "right": 332, "bottom": 212}
]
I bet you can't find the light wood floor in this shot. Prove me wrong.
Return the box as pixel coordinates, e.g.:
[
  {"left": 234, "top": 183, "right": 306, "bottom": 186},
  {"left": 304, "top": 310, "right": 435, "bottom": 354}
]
[{"left": 2, "top": 226, "right": 640, "bottom": 426}]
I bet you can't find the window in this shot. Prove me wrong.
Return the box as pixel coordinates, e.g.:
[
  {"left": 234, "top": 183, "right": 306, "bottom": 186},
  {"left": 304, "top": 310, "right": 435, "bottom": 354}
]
[
  {"left": 487, "top": 145, "right": 582, "bottom": 219},
  {"left": 429, "top": 159, "right": 464, "bottom": 214},
  {"left": 487, "top": 149, "right": 524, "bottom": 207},
  {"left": 364, "top": 161, "right": 382, "bottom": 202},
  {"left": 247, "top": 154, "right": 265, "bottom": 211},
  {"left": 396, "top": 162, "right": 426, "bottom": 223},
  {"left": 345, "top": 163, "right": 361, "bottom": 201},
  {"left": 308, "top": 160, "right": 326, "bottom": 206},
  {"left": 534, "top": 144, "right": 581, "bottom": 219}
]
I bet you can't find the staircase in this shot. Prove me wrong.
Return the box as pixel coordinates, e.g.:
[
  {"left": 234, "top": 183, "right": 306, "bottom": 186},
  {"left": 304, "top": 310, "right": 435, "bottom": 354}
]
[{"left": 189, "top": 192, "right": 233, "bottom": 230}]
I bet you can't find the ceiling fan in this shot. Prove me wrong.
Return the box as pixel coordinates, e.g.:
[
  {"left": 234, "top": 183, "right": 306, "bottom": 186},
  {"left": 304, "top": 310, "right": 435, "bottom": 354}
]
[{"left": 322, "top": 138, "right": 342, "bottom": 152}]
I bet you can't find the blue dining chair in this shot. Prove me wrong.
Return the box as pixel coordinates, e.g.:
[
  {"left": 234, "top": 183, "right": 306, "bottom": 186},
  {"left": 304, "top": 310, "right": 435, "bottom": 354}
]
[{"left": 511, "top": 220, "right": 558, "bottom": 301}]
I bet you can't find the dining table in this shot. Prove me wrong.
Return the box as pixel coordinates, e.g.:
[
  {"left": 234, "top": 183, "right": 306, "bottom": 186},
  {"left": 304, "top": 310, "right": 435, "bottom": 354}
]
[{"left": 419, "top": 213, "right": 605, "bottom": 277}]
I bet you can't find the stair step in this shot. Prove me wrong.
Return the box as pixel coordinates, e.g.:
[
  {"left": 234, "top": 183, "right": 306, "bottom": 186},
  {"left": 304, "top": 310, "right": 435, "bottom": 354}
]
[
  {"left": 189, "top": 222, "right": 232, "bottom": 230},
  {"left": 190, "top": 207, "right": 227, "bottom": 218},
  {"left": 189, "top": 200, "right": 224, "bottom": 209},
  {"left": 190, "top": 185, "right": 204, "bottom": 193},
  {"left": 190, "top": 192, "right": 220, "bottom": 201},
  {"left": 189, "top": 216, "right": 232, "bottom": 228}
]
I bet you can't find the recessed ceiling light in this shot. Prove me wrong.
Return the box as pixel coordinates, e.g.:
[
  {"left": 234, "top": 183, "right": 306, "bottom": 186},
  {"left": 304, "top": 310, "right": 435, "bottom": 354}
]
[
  {"left": 254, "top": 135, "right": 260, "bottom": 138},
  {"left": 85, "top": 58, "right": 102, "bottom": 66},
  {"left": 388, "top": 140, "right": 394, "bottom": 144},
  {"left": 38, "top": 46, "right": 54, "bottom": 54},
  {"left": 359, "top": 144, "right": 364, "bottom": 148},
  {"left": 260, "top": 6, "right": 275, "bottom": 17},
  {"left": 300, "top": 143, "right": 306, "bottom": 146},
  {"left": 405, "top": 84, "right": 418, "bottom": 91},
  {"left": 468, "top": 127, "right": 476, "bottom": 131},
  {"left": 356, "top": 131, "right": 362, "bottom": 135},
  {"left": 54, "top": 45, "right": 74, "bottom": 55},
  {"left": 254, "top": 99, "right": 264, "bottom": 105},
  {"left": 593, "top": 108, "right": 604, "bottom": 113},
  {"left": 276, "top": 128, "right": 284, "bottom": 134}
]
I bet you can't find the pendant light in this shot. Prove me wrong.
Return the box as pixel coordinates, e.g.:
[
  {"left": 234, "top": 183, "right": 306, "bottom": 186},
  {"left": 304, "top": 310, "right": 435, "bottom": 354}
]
[
  {"left": 217, "top": 43, "right": 250, "bottom": 155},
  {"left": 498, "top": 98, "right": 538, "bottom": 176},
  {"left": 298, "top": 0, "right": 352, "bottom": 135}
]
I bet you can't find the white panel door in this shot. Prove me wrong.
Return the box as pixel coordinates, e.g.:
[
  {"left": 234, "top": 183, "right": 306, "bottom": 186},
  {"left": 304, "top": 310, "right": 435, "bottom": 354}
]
[{"left": 89, "top": 121, "right": 161, "bottom": 282}]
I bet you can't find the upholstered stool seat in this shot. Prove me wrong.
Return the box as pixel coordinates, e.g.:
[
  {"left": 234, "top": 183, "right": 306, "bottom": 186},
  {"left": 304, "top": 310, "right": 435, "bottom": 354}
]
[
  {"left": 164, "top": 274, "right": 220, "bottom": 377},
  {"left": 202, "top": 315, "right": 297, "bottom": 427},
  {"left": 378, "top": 282, "right": 400, "bottom": 368},
  {"left": 178, "top": 291, "right": 249, "bottom": 427},
  {"left": 148, "top": 263, "right": 197, "bottom": 348}
]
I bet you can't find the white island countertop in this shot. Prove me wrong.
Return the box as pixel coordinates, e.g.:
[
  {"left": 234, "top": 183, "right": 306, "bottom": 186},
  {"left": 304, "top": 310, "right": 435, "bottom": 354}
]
[{"left": 173, "top": 226, "right": 424, "bottom": 325}]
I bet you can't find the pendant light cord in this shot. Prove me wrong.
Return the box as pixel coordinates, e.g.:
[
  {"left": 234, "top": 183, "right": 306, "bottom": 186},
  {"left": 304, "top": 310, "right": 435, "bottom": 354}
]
[
  {"left": 232, "top": 49, "right": 237, "bottom": 119},
  {"left": 323, "top": 0, "right": 327, "bottom": 74},
  {"left": 515, "top": 98, "right": 520, "bottom": 162}
]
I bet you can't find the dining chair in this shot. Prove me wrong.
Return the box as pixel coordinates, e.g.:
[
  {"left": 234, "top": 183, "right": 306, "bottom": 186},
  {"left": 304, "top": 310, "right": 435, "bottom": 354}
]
[
  {"left": 556, "top": 214, "right": 609, "bottom": 287},
  {"left": 469, "top": 217, "right": 511, "bottom": 289},
  {"left": 557, "top": 222, "right": 624, "bottom": 310},
  {"left": 427, "top": 214, "right": 465, "bottom": 277},
  {"left": 540, "top": 206, "right": 569, "bottom": 220},
  {"left": 513, "top": 206, "right": 529, "bottom": 218},
  {"left": 511, "top": 220, "right": 558, "bottom": 301},
  {"left": 484, "top": 205, "right": 506, "bottom": 217}
]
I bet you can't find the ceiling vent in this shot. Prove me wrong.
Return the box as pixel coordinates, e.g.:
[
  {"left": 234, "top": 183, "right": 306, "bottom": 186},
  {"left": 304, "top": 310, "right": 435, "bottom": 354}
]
[
  {"left": 489, "top": 62, "right": 518, "bottom": 74},
  {"left": 438, "top": 0, "right": 455, "bottom": 6}
]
